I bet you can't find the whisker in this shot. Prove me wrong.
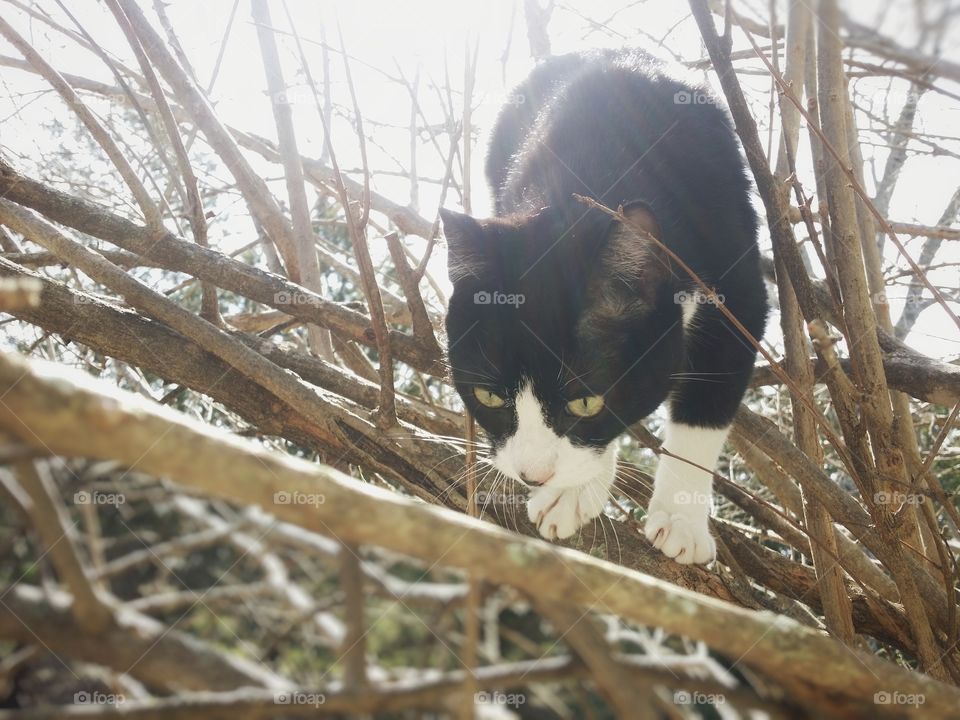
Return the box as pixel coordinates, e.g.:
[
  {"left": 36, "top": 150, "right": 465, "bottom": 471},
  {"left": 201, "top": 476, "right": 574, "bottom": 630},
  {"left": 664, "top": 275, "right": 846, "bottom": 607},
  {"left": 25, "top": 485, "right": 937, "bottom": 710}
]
[
  {"left": 425, "top": 451, "right": 486, "bottom": 478},
  {"left": 600, "top": 511, "right": 621, "bottom": 565},
  {"left": 613, "top": 481, "right": 649, "bottom": 511},
  {"left": 387, "top": 432, "right": 490, "bottom": 447},
  {"left": 454, "top": 368, "right": 496, "bottom": 379},
  {"left": 478, "top": 345, "right": 499, "bottom": 375},
  {"left": 614, "top": 480, "right": 650, "bottom": 503},
  {"left": 561, "top": 367, "right": 592, "bottom": 389},
  {"left": 480, "top": 470, "right": 503, "bottom": 521},
  {"left": 614, "top": 467, "right": 654, "bottom": 487},
  {"left": 431, "top": 471, "right": 469, "bottom": 504},
  {"left": 615, "top": 470, "right": 653, "bottom": 486}
]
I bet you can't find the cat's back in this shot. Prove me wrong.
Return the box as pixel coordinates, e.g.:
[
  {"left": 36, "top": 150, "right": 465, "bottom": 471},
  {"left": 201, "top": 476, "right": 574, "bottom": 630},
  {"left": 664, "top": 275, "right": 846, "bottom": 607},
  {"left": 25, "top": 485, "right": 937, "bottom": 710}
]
[{"left": 490, "top": 49, "right": 753, "bottom": 235}]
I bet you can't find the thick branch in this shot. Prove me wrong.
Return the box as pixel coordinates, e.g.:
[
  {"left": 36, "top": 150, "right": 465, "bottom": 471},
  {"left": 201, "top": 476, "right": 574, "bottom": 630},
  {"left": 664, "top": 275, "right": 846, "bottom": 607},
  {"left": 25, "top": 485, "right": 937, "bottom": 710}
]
[
  {"left": 750, "top": 353, "right": 960, "bottom": 406},
  {"left": 1, "top": 352, "right": 957, "bottom": 713},
  {"left": 0, "top": 160, "right": 442, "bottom": 374},
  {"left": 0, "top": 258, "right": 461, "bottom": 502}
]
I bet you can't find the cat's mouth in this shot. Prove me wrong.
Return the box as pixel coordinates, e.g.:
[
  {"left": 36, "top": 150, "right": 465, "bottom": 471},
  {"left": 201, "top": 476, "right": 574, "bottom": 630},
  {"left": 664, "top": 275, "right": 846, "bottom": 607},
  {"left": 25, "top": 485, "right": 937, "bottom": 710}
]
[{"left": 492, "top": 442, "right": 618, "bottom": 492}]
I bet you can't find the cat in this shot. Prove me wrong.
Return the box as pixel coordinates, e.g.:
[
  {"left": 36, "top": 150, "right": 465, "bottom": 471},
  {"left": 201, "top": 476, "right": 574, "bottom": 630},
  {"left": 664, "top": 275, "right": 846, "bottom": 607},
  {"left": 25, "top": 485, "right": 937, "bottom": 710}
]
[{"left": 440, "top": 49, "right": 768, "bottom": 564}]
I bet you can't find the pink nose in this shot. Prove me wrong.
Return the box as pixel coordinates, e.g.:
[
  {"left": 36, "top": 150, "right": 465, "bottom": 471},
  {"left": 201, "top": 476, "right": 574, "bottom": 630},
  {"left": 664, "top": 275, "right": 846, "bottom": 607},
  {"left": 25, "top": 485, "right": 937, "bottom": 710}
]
[{"left": 520, "top": 471, "right": 554, "bottom": 485}]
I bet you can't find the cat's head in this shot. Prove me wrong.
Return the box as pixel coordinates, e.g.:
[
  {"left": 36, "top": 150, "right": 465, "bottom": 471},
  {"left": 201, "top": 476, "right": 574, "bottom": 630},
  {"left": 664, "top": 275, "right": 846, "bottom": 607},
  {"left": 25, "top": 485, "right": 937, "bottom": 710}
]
[{"left": 441, "top": 203, "right": 683, "bottom": 490}]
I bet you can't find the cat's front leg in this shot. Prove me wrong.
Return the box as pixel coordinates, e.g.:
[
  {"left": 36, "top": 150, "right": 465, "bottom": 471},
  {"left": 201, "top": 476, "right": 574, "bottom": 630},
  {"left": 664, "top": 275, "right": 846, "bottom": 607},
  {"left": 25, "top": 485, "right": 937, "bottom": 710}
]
[
  {"left": 527, "top": 474, "right": 613, "bottom": 540},
  {"left": 644, "top": 421, "right": 727, "bottom": 564}
]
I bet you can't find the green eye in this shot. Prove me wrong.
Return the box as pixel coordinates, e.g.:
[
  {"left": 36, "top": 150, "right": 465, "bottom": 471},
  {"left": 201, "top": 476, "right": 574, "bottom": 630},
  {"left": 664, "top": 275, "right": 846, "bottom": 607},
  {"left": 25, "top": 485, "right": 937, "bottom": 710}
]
[
  {"left": 474, "top": 387, "right": 506, "bottom": 408},
  {"left": 566, "top": 395, "right": 605, "bottom": 417}
]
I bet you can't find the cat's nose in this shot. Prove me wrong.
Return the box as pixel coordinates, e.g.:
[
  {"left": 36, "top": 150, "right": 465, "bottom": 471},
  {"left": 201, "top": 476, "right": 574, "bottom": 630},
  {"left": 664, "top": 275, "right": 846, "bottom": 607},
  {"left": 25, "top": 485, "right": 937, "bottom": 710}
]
[{"left": 520, "top": 470, "right": 554, "bottom": 485}]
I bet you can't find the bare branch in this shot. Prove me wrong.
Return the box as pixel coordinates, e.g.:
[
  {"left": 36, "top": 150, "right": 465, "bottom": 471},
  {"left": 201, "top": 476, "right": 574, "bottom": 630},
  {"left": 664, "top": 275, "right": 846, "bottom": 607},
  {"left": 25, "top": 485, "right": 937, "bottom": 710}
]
[{"left": 2, "top": 352, "right": 958, "bottom": 712}]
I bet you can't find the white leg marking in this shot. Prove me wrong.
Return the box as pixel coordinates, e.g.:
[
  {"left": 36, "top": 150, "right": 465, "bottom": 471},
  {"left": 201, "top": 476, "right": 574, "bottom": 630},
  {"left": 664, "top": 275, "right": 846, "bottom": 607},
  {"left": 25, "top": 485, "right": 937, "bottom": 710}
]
[{"left": 645, "top": 421, "right": 727, "bottom": 564}]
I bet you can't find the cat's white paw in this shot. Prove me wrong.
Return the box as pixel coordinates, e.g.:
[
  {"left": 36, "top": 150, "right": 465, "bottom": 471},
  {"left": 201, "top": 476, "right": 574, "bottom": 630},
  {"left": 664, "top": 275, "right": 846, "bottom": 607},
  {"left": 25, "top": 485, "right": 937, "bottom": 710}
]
[
  {"left": 644, "top": 509, "right": 715, "bottom": 564},
  {"left": 527, "top": 483, "right": 608, "bottom": 540}
]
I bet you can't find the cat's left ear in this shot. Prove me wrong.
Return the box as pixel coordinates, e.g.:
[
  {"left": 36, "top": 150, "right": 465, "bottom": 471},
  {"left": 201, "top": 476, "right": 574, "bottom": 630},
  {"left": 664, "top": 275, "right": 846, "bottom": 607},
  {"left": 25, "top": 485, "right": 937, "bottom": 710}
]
[
  {"left": 440, "top": 208, "right": 487, "bottom": 283},
  {"left": 596, "top": 202, "right": 673, "bottom": 303},
  {"left": 606, "top": 202, "right": 663, "bottom": 249}
]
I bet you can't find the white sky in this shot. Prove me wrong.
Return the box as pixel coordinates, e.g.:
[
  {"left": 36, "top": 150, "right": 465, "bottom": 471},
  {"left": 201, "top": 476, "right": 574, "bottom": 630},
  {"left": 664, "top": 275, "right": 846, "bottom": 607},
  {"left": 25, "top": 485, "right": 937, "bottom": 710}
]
[{"left": 0, "top": 0, "right": 957, "bottom": 359}]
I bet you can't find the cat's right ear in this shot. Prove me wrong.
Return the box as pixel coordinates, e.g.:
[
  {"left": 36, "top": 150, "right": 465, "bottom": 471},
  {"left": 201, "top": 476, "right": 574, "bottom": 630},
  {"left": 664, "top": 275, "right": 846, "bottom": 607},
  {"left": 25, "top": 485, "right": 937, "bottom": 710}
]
[{"left": 440, "top": 209, "right": 486, "bottom": 283}]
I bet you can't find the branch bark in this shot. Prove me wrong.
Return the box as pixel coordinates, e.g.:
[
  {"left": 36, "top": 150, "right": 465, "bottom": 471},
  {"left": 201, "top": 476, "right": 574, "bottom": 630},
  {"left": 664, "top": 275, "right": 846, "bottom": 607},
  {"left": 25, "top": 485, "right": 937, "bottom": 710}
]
[
  {"left": 0, "top": 159, "right": 443, "bottom": 374},
  {"left": 2, "top": 351, "right": 958, "bottom": 714}
]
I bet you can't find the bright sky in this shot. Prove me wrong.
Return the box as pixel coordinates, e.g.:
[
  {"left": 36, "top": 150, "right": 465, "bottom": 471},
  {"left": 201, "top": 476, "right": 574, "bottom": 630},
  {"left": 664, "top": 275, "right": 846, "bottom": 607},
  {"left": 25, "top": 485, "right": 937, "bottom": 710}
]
[{"left": 1, "top": 0, "right": 957, "bottom": 359}]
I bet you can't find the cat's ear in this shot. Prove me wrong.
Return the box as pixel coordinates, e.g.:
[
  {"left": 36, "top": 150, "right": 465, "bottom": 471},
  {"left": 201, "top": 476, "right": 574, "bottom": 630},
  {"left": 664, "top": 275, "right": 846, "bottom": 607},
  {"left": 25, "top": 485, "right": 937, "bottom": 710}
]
[
  {"left": 440, "top": 208, "right": 487, "bottom": 283},
  {"left": 611, "top": 203, "right": 662, "bottom": 245},
  {"left": 591, "top": 202, "right": 672, "bottom": 311}
]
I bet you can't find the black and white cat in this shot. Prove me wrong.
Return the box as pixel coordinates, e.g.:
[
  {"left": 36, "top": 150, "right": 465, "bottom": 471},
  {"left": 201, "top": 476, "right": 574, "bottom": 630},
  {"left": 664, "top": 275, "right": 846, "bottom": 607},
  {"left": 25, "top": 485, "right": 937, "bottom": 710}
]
[{"left": 441, "top": 49, "right": 767, "bottom": 564}]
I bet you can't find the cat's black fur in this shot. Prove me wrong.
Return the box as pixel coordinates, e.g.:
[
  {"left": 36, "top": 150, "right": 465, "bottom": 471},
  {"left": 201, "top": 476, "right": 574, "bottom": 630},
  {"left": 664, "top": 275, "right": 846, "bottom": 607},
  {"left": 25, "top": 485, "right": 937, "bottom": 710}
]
[{"left": 442, "top": 49, "right": 767, "bottom": 449}]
